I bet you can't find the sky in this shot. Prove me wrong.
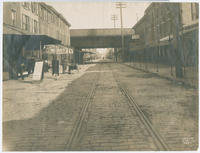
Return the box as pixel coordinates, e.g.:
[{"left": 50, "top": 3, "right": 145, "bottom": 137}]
[{"left": 46, "top": 1, "right": 150, "bottom": 29}]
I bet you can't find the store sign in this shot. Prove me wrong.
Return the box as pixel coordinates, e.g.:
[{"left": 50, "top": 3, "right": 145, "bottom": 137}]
[
  {"left": 44, "top": 45, "right": 56, "bottom": 54},
  {"left": 56, "top": 48, "right": 68, "bottom": 54},
  {"left": 44, "top": 45, "right": 73, "bottom": 55}
]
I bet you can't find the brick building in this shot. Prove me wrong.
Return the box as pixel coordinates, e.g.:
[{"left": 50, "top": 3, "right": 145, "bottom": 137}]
[
  {"left": 129, "top": 3, "right": 198, "bottom": 77},
  {"left": 38, "top": 2, "right": 70, "bottom": 46},
  {"left": 3, "top": 2, "right": 71, "bottom": 79}
]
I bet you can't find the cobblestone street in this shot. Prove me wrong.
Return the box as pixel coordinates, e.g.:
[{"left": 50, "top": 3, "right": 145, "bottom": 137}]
[
  {"left": 2, "top": 1, "right": 199, "bottom": 152},
  {"left": 3, "top": 61, "right": 198, "bottom": 151},
  {"left": 3, "top": 64, "right": 95, "bottom": 122}
]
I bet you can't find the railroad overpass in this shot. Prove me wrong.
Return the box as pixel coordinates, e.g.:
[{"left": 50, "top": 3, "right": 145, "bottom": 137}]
[{"left": 70, "top": 28, "right": 134, "bottom": 49}]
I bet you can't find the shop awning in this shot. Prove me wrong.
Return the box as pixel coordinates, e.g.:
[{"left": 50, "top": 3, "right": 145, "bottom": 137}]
[
  {"left": 3, "top": 34, "right": 61, "bottom": 51},
  {"left": 44, "top": 44, "right": 73, "bottom": 55}
]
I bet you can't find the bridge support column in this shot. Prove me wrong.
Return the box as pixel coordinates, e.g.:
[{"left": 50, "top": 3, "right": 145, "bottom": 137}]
[
  {"left": 78, "top": 49, "right": 84, "bottom": 64},
  {"left": 123, "top": 47, "right": 129, "bottom": 62},
  {"left": 73, "top": 48, "right": 84, "bottom": 65},
  {"left": 114, "top": 48, "right": 118, "bottom": 62}
]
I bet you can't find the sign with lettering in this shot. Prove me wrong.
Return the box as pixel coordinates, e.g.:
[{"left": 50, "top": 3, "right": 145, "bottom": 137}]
[
  {"left": 44, "top": 45, "right": 73, "bottom": 55},
  {"left": 33, "top": 61, "right": 44, "bottom": 80}
]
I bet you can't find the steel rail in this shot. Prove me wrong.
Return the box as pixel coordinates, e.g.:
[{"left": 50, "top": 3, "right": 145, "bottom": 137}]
[
  {"left": 65, "top": 64, "right": 101, "bottom": 150},
  {"left": 109, "top": 64, "right": 170, "bottom": 151}
]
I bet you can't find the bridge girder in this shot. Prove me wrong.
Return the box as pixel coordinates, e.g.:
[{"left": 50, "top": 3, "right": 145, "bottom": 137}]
[
  {"left": 71, "top": 36, "right": 131, "bottom": 49},
  {"left": 70, "top": 28, "right": 134, "bottom": 49}
]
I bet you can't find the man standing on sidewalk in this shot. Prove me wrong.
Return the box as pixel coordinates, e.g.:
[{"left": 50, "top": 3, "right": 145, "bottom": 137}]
[
  {"left": 16, "top": 57, "right": 25, "bottom": 80},
  {"left": 52, "top": 55, "right": 59, "bottom": 80},
  {"left": 114, "top": 48, "right": 118, "bottom": 62},
  {"left": 61, "top": 58, "right": 66, "bottom": 74},
  {"left": 20, "top": 62, "right": 25, "bottom": 80}
]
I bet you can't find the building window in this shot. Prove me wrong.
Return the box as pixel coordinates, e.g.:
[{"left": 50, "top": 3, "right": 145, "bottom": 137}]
[
  {"left": 40, "top": 7, "right": 48, "bottom": 21},
  {"left": 195, "top": 3, "right": 199, "bottom": 19},
  {"left": 11, "top": 9, "right": 16, "bottom": 26},
  {"left": 58, "top": 18, "right": 60, "bottom": 26},
  {"left": 47, "top": 12, "right": 51, "bottom": 23},
  {"left": 31, "top": 2, "right": 38, "bottom": 15},
  {"left": 56, "top": 17, "right": 59, "bottom": 25},
  {"left": 29, "top": 19, "right": 32, "bottom": 33},
  {"left": 191, "top": 3, "right": 199, "bottom": 20},
  {"left": 22, "top": 14, "right": 30, "bottom": 31},
  {"left": 51, "top": 14, "right": 54, "bottom": 23},
  {"left": 191, "top": 3, "right": 194, "bottom": 20},
  {"left": 40, "top": 7, "right": 44, "bottom": 19},
  {"left": 31, "top": 2, "right": 34, "bottom": 13},
  {"left": 44, "top": 9, "right": 47, "bottom": 21},
  {"left": 33, "top": 20, "right": 38, "bottom": 33},
  {"left": 23, "top": 2, "right": 30, "bottom": 10}
]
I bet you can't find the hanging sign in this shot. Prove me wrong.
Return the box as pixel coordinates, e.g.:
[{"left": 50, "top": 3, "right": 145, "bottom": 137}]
[{"left": 44, "top": 45, "right": 72, "bottom": 55}]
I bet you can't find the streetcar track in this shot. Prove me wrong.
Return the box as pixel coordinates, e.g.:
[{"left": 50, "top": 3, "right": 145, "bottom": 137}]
[
  {"left": 65, "top": 64, "right": 101, "bottom": 150},
  {"left": 108, "top": 63, "right": 170, "bottom": 151},
  {"left": 66, "top": 62, "right": 170, "bottom": 151}
]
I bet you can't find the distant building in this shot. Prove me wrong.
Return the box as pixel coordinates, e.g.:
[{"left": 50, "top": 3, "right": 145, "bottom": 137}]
[{"left": 3, "top": 2, "right": 71, "bottom": 79}]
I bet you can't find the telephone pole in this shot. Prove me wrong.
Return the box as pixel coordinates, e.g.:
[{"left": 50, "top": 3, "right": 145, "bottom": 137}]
[
  {"left": 116, "top": 2, "right": 126, "bottom": 62},
  {"left": 111, "top": 14, "right": 118, "bottom": 62},
  {"left": 111, "top": 14, "right": 118, "bottom": 28},
  {"left": 169, "top": 3, "right": 183, "bottom": 78}
]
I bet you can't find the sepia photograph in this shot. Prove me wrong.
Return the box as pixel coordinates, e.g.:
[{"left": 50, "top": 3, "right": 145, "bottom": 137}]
[{"left": 1, "top": 0, "right": 199, "bottom": 151}]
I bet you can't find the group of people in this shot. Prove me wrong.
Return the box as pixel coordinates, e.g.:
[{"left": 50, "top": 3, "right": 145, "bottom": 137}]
[
  {"left": 18, "top": 57, "right": 35, "bottom": 80},
  {"left": 8, "top": 57, "right": 35, "bottom": 80},
  {"left": 52, "top": 58, "right": 77, "bottom": 77},
  {"left": 9, "top": 55, "right": 78, "bottom": 80}
]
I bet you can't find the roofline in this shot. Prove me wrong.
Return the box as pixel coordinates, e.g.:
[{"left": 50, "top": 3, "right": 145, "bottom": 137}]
[
  {"left": 132, "top": 2, "right": 155, "bottom": 29},
  {"left": 40, "top": 2, "right": 71, "bottom": 27},
  {"left": 132, "top": 15, "right": 145, "bottom": 29},
  {"left": 144, "top": 2, "right": 154, "bottom": 14}
]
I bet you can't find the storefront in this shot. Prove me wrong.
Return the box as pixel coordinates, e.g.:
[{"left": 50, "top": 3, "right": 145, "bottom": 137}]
[{"left": 3, "top": 34, "right": 61, "bottom": 80}]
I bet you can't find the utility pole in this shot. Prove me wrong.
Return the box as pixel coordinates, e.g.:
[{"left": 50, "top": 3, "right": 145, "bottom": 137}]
[
  {"left": 155, "top": 4, "right": 160, "bottom": 72},
  {"left": 111, "top": 14, "right": 118, "bottom": 28},
  {"left": 167, "top": 7, "right": 174, "bottom": 76},
  {"left": 111, "top": 14, "right": 118, "bottom": 62},
  {"left": 171, "top": 3, "right": 183, "bottom": 78},
  {"left": 116, "top": 2, "right": 126, "bottom": 62},
  {"left": 144, "top": 16, "right": 148, "bottom": 70}
]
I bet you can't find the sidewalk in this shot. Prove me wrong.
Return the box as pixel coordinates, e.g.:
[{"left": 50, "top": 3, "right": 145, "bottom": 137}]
[
  {"left": 3, "top": 64, "right": 96, "bottom": 122},
  {"left": 124, "top": 62, "right": 198, "bottom": 88}
]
